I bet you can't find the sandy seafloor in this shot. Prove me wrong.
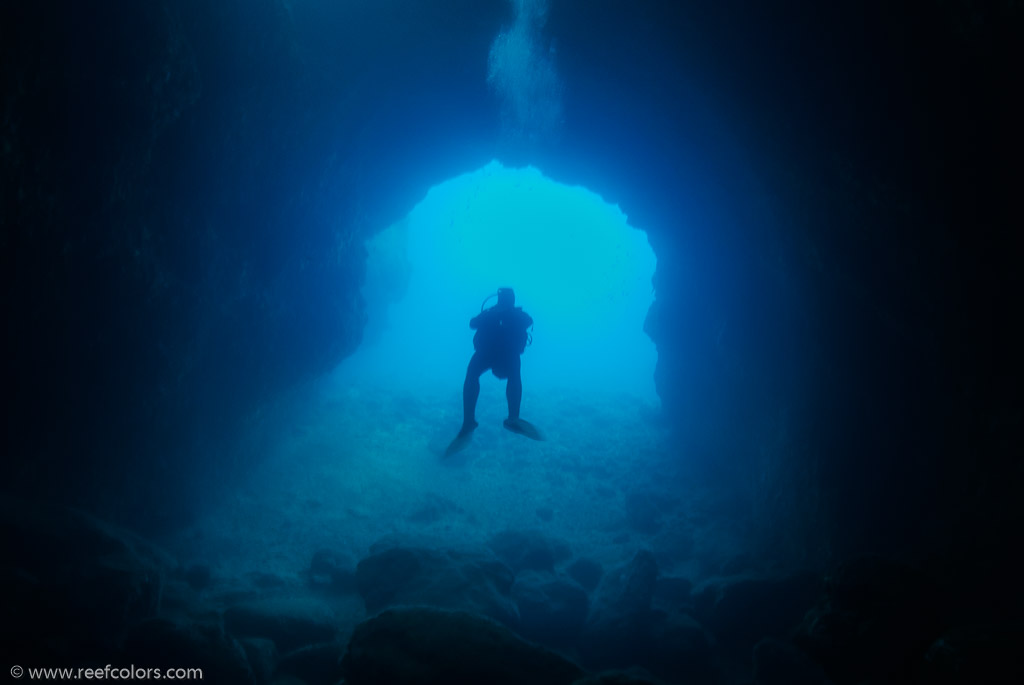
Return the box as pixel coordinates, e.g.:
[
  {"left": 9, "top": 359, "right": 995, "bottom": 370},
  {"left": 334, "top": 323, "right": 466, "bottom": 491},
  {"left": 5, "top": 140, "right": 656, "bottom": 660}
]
[{"left": 161, "top": 359, "right": 754, "bottom": 602}]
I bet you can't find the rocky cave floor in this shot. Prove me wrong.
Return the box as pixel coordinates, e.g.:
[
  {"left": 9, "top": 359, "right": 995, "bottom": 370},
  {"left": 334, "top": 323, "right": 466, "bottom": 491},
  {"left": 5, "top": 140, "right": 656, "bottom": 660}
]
[{"left": 3, "top": 370, "right": 1012, "bottom": 684}]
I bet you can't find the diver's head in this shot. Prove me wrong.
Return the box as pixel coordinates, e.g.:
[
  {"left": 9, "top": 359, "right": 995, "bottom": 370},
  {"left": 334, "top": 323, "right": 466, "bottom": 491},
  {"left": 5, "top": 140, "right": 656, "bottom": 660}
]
[{"left": 496, "top": 287, "right": 515, "bottom": 309}]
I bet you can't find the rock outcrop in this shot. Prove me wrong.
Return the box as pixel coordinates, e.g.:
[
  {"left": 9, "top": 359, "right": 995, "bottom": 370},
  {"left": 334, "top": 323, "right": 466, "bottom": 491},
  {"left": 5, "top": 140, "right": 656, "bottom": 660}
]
[{"left": 340, "top": 608, "right": 584, "bottom": 685}]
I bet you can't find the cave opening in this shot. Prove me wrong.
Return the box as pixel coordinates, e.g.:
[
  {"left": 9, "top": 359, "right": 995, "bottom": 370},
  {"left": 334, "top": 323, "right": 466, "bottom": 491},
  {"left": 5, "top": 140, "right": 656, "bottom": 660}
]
[
  {"left": 166, "top": 162, "right": 676, "bottom": 579},
  {"left": 345, "top": 160, "right": 659, "bottom": 408}
]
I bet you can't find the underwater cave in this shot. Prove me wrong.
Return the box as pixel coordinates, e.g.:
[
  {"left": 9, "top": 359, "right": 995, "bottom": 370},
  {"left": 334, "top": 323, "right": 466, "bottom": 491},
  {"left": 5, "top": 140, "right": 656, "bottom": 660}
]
[
  {"left": 355, "top": 161, "right": 658, "bottom": 401},
  {"left": 2, "top": 1, "right": 1021, "bottom": 684}
]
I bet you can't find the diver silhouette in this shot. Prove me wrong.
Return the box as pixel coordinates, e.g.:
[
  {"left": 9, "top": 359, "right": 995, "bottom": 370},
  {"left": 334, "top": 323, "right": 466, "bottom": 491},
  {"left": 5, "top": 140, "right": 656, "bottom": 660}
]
[{"left": 445, "top": 288, "right": 544, "bottom": 456}]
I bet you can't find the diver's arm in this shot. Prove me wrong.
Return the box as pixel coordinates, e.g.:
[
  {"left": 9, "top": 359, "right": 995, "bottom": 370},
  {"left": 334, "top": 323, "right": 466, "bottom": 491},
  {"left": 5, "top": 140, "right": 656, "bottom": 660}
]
[{"left": 470, "top": 310, "right": 493, "bottom": 329}]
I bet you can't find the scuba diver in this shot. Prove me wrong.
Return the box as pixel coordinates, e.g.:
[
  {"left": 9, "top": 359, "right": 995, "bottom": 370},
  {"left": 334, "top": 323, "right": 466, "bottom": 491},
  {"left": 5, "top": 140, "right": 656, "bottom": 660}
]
[{"left": 445, "top": 287, "right": 544, "bottom": 456}]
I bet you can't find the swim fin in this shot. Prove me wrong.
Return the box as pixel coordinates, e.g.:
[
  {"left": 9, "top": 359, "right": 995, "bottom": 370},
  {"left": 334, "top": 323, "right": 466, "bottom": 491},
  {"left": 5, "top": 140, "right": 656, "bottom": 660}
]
[
  {"left": 503, "top": 418, "right": 544, "bottom": 441},
  {"left": 444, "top": 421, "right": 478, "bottom": 457}
]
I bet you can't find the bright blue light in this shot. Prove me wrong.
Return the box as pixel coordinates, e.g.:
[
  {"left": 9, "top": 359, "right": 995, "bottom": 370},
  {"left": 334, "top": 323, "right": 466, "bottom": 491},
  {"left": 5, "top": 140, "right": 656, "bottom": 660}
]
[{"left": 355, "top": 161, "right": 657, "bottom": 404}]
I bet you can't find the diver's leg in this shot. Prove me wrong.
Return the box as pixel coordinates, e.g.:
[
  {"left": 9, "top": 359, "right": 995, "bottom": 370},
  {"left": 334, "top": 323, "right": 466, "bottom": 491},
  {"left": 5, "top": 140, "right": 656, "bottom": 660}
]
[
  {"left": 462, "top": 353, "right": 487, "bottom": 431},
  {"left": 505, "top": 356, "right": 522, "bottom": 420},
  {"left": 502, "top": 357, "right": 543, "bottom": 440},
  {"left": 446, "top": 355, "right": 488, "bottom": 456}
]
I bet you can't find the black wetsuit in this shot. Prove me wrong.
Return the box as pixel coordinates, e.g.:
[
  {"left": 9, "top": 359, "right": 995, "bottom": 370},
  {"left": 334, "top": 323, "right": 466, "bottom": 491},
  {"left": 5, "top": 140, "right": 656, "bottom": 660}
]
[{"left": 463, "top": 305, "right": 533, "bottom": 423}]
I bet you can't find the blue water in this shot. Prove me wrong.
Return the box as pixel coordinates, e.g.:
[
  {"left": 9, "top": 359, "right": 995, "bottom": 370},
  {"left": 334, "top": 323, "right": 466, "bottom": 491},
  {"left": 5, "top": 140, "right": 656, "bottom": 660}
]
[
  {"left": 358, "top": 161, "right": 658, "bottom": 401},
  {"left": 7, "top": 0, "right": 1013, "bottom": 680},
  {"left": 165, "top": 161, "right": 727, "bottom": 587}
]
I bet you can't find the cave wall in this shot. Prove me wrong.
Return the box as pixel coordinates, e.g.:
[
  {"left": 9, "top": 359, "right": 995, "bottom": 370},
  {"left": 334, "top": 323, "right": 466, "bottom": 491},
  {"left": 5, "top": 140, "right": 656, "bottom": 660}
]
[
  {"left": 532, "top": 0, "right": 1020, "bottom": 577},
  {"left": 533, "top": 1, "right": 1021, "bottom": 577},
  {"left": 3, "top": 0, "right": 1020, "bottom": 592},
  {"left": 1, "top": 0, "right": 508, "bottom": 529}
]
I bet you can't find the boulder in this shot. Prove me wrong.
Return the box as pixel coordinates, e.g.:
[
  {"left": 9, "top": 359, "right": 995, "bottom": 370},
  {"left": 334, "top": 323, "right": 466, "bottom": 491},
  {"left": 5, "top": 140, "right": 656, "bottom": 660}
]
[
  {"left": 276, "top": 642, "right": 344, "bottom": 684},
  {"left": 652, "top": 575, "right": 692, "bottom": 612},
  {"left": 692, "top": 570, "right": 821, "bottom": 651},
  {"left": 355, "top": 545, "right": 517, "bottom": 626},
  {"left": 579, "top": 551, "right": 714, "bottom": 683},
  {"left": 238, "top": 637, "right": 278, "bottom": 685},
  {"left": 268, "top": 677, "right": 308, "bottom": 685},
  {"left": 406, "top": 494, "right": 460, "bottom": 525},
  {"left": 921, "top": 623, "right": 1024, "bottom": 685},
  {"left": 600, "top": 549, "right": 659, "bottom": 616},
  {"left": 488, "top": 529, "right": 573, "bottom": 573},
  {"left": 752, "top": 637, "right": 829, "bottom": 685},
  {"left": 582, "top": 610, "right": 714, "bottom": 682},
  {"left": 183, "top": 563, "right": 213, "bottom": 591},
  {"left": 647, "top": 612, "right": 716, "bottom": 681},
  {"left": 568, "top": 558, "right": 604, "bottom": 593},
  {"left": 123, "top": 617, "right": 253, "bottom": 684},
  {"left": 340, "top": 608, "right": 584, "bottom": 685},
  {"left": 719, "top": 553, "right": 756, "bottom": 576},
  {"left": 225, "top": 597, "right": 338, "bottom": 652},
  {"left": 794, "top": 556, "right": 944, "bottom": 683},
  {"left": 245, "top": 571, "right": 290, "bottom": 591},
  {"left": 571, "top": 671, "right": 666, "bottom": 685},
  {"left": 625, "top": 491, "right": 666, "bottom": 534},
  {"left": 160, "top": 578, "right": 204, "bottom": 617},
  {"left": 0, "top": 498, "right": 170, "bottom": 660},
  {"left": 308, "top": 548, "right": 356, "bottom": 593},
  {"left": 0, "top": 497, "right": 173, "bottom": 572},
  {"left": 513, "top": 571, "right": 590, "bottom": 646}
]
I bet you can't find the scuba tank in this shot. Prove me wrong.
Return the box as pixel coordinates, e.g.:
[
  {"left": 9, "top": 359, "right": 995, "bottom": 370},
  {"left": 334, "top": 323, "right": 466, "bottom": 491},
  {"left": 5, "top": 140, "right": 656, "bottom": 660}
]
[{"left": 479, "top": 288, "right": 532, "bottom": 348}]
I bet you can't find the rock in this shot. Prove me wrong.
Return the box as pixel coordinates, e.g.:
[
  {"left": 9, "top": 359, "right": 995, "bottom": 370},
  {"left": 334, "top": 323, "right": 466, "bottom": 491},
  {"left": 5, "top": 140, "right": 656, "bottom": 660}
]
[
  {"left": 183, "top": 563, "right": 212, "bottom": 591},
  {"left": 571, "top": 669, "right": 666, "bottom": 684},
  {"left": 64, "top": 548, "right": 165, "bottom": 636},
  {"left": 0, "top": 497, "right": 173, "bottom": 571},
  {"left": 649, "top": 523, "right": 695, "bottom": 567},
  {"left": 625, "top": 491, "right": 665, "bottom": 533},
  {"left": 513, "top": 572, "right": 589, "bottom": 646},
  {"left": 340, "top": 608, "right": 584, "bottom": 685},
  {"left": 123, "top": 617, "right": 253, "bottom": 684},
  {"left": 276, "top": 642, "right": 344, "bottom": 684},
  {"left": 238, "top": 637, "right": 278, "bottom": 685},
  {"left": 719, "top": 553, "right": 755, "bottom": 576},
  {"left": 647, "top": 612, "right": 716, "bottom": 680},
  {"left": 921, "top": 623, "right": 1024, "bottom": 685},
  {"left": 794, "top": 556, "right": 944, "bottom": 684},
  {"left": 753, "top": 637, "right": 829, "bottom": 685},
  {"left": 693, "top": 570, "right": 821, "bottom": 651},
  {"left": 308, "top": 548, "right": 356, "bottom": 593},
  {"left": 406, "top": 494, "right": 459, "bottom": 525},
  {"left": 224, "top": 597, "right": 338, "bottom": 652},
  {"left": 160, "top": 578, "right": 204, "bottom": 617},
  {"left": 246, "top": 571, "right": 290, "bottom": 590},
  {"left": 268, "top": 677, "right": 308, "bottom": 685},
  {"left": 652, "top": 575, "right": 692, "bottom": 611},
  {"left": 580, "top": 551, "right": 657, "bottom": 649},
  {"left": 602, "top": 550, "right": 659, "bottom": 616},
  {"left": 1, "top": 566, "right": 43, "bottom": 653},
  {"left": 581, "top": 610, "right": 714, "bottom": 682},
  {"left": 568, "top": 558, "right": 604, "bottom": 593},
  {"left": 0, "top": 498, "right": 170, "bottom": 660},
  {"left": 488, "top": 529, "right": 573, "bottom": 573},
  {"left": 579, "top": 551, "right": 715, "bottom": 682},
  {"left": 354, "top": 545, "right": 517, "bottom": 626}
]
